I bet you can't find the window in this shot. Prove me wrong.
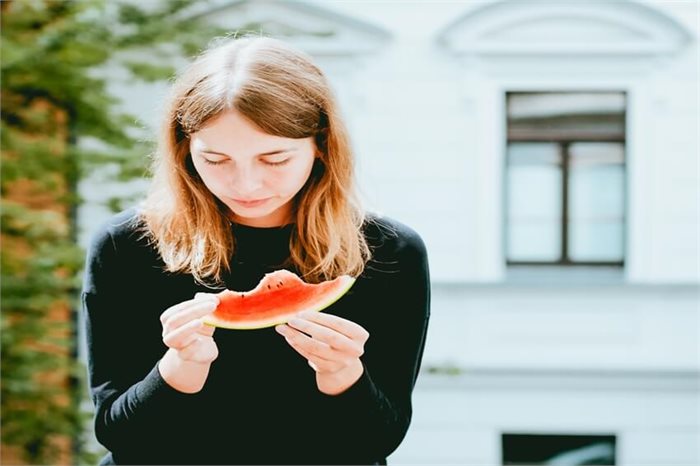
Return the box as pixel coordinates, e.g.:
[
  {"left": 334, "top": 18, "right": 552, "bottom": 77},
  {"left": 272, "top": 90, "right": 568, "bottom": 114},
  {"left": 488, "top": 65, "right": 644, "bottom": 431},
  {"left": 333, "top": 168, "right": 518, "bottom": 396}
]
[
  {"left": 502, "top": 433, "right": 617, "bottom": 465},
  {"left": 505, "top": 92, "right": 626, "bottom": 266}
]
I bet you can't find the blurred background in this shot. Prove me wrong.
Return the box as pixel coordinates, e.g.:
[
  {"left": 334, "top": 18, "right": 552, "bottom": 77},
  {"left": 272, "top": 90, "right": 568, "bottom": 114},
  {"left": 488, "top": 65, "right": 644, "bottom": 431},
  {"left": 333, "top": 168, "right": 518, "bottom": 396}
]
[{"left": 1, "top": 1, "right": 698, "bottom": 465}]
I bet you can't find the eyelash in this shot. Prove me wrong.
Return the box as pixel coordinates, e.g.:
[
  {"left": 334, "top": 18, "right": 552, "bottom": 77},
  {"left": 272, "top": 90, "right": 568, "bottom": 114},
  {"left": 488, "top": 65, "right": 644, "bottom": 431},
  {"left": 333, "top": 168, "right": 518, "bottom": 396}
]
[
  {"left": 264, "top": 159, "right": 290, "bottom": 167},
  {"left": 202, "top": 158, "right": 290, "bottom": 167}
]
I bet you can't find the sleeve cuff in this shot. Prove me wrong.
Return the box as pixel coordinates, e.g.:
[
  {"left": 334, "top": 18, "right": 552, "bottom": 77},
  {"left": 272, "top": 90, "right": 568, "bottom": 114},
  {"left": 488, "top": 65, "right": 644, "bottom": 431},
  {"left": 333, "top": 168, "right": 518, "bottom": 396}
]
[
  {"left": 134, "top": 361, "right": 199, "bottom": 407},
  {"left": 320, "top": 361, "right": 379, "bottom": 408}
]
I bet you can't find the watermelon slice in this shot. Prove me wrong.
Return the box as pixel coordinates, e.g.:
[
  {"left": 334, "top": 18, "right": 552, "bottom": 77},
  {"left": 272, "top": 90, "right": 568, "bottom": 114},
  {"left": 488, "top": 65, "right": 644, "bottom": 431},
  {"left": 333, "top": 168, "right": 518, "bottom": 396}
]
[{"left": 203, "top": 269, "right": 355, "bottom": 330}]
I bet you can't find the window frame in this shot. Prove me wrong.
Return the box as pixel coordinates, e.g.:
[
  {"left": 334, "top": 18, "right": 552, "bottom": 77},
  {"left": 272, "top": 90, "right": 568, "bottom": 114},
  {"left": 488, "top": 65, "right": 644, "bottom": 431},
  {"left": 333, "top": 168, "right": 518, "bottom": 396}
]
[{"left": 504, "top": 90, "right": 627, "bottom": 267}]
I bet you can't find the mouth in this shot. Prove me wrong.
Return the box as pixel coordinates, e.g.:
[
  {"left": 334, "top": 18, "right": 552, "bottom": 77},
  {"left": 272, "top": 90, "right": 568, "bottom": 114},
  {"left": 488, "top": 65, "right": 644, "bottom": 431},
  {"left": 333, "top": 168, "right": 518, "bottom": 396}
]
[{"left": 231, "top": 198, "right": 271, "bottom": 208}]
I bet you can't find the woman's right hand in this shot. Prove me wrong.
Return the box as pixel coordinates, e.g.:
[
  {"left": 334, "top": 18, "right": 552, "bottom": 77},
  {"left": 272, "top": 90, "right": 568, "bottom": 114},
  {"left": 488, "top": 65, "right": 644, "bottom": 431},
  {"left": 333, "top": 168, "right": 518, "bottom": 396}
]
[
  {"left": 160, "top": 293, "right": 220, "bottom": 363},
  {"left": 158, "top": 293, "right": 220, "bottom": 393}
]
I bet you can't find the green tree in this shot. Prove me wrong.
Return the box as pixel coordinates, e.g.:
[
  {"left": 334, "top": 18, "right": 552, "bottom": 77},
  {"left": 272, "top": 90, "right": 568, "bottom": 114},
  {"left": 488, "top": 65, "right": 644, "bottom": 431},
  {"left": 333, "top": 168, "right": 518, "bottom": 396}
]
[{"left": 1, "top": 1, "right": 229, "bottom": 463}]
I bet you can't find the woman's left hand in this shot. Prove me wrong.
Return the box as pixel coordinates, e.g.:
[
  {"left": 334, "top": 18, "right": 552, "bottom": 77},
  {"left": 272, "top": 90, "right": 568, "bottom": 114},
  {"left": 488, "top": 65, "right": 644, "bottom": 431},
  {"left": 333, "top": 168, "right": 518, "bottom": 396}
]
[{"left": 275, "top": 311, "right": 369, "bottom": 395}]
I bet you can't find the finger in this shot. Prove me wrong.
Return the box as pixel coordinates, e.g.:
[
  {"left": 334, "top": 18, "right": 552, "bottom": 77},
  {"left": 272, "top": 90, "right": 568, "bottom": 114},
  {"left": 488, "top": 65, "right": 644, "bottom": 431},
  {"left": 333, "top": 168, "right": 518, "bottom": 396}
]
[
  {"left": 178, "top": 336, "right": 217, "bottom": 362},
  {"left": 177, "top": 336, "right": 203, "bottom": 360},
  {"left": 287, "top": 318, "right": 362, "bottom": 356},
  {"left": 198, "top": 323, "right": 216, "bottom": 337},
  {"left": 280, "top": 333, "right": 340, "bottom": 372},
  {"left": 296, "top": 311, "right": 369, "bottom": 343},
  {"left": 276, "top": 325, "right": 335, "bottom": 360},
  {"left": 160, "top": 294, "right": 219, "bottom": 324},
  {"left": 163, "top": 318, "right": 205, "bottom": 349},
  {"left": 283, "top": 333, "right": 334, "bottom": 364},
  {"left": 287, "top": 337, "right": 330, "bottom": 364},
  {"left": 160, "top": 293, "right": 217, "bottom": 322},
  {"left": 162, "top": 300, "right": 219, "bottom": 334},
  {"left": 304, "top": 354, "right": 342, "bottom": 373}
]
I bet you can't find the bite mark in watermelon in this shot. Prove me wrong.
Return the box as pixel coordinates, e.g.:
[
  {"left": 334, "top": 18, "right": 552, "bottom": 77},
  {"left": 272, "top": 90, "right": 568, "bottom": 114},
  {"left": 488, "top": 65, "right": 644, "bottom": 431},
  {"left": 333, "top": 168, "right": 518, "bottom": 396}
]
[{"left": 203, "top": 270, "right": 355, "bottom": 330}]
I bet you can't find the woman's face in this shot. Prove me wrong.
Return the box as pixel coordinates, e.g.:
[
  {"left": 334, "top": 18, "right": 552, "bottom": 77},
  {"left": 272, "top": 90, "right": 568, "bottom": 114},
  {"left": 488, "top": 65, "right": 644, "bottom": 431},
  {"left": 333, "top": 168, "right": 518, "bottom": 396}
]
[{"left": 189, "top": 109, "right": 316, "bottom": 227}]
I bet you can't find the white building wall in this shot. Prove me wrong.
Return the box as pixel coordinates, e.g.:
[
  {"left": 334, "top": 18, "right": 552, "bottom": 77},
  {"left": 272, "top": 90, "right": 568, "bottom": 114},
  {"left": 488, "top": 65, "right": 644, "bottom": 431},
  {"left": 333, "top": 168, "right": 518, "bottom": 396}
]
[
  {"left": 424, "top": 285, "right": 699, "bottom": 372},
  {"left": 391, "top": 372, "right": 699, "bottom": 465},
  {"left": 318, "top": 0, "right": 699, "bottom": 284},
  {"left": 644, "top": 1, "right": 699, "bottom": 284}
]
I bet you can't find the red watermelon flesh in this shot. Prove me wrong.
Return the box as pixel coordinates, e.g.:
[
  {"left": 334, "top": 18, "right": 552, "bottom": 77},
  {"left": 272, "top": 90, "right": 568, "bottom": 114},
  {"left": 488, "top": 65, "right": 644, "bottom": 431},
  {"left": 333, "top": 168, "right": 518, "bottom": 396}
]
[{"left": 203, "top": 269, "right": 355, "bottom": 330}]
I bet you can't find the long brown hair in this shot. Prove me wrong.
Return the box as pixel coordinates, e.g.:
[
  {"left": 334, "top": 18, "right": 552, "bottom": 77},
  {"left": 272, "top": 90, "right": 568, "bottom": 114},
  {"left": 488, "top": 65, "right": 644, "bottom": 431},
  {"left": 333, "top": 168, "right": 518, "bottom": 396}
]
[{"left": 139, "top": 36, "right": 371, "bottom": 286}]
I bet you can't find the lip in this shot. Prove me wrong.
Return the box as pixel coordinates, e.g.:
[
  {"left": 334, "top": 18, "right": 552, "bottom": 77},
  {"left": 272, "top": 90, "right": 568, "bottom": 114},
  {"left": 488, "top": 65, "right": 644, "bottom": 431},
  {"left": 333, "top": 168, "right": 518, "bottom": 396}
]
[{"left": 232, "top": 198, "right": 271, "bottom": 208}]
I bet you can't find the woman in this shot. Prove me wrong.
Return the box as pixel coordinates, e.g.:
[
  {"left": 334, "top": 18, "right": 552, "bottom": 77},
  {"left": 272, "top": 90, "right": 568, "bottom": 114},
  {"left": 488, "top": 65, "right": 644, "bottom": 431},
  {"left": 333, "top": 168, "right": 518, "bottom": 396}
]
[{"left": 82, "top": 36, "right": 430, "bottom": 465}]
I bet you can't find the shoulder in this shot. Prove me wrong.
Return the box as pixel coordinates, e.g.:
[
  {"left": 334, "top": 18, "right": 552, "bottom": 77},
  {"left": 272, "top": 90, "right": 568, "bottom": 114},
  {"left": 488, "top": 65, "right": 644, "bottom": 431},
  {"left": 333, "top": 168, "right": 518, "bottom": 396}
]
[
  {"left": 362, "top": 213, "right": 428, "bottom": 267},
  {"left": 83, "top": 207, "right": 151, "bottom": 292},
  {"left": 86, "top": 206, "right": 149, "bottom": 258}
]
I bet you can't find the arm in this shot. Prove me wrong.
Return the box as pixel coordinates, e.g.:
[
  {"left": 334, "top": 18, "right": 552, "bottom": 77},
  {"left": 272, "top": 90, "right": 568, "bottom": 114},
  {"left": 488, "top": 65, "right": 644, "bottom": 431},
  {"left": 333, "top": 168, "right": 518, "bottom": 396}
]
[
  {"left": 292, "top": 231, "right": 430, "bottom": 463},
  {"left": 319, "top": 229, "right": 431, "bottom": 460},
  {"left": 81, "top": 225, "right": 204, "bottom": 453}
]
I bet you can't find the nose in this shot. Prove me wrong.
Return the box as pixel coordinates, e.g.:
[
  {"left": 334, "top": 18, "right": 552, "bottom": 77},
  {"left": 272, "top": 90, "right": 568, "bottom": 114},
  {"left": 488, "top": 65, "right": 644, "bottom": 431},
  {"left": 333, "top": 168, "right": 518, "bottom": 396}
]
[{"left": 231, "top": 163, "right": 264, "bottom": 196}]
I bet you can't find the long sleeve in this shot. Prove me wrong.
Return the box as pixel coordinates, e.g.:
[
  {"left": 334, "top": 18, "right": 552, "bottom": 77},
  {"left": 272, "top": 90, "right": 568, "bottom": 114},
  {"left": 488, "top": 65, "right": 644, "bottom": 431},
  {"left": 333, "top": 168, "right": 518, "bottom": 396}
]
[
  {"left": 81, "top": 222, "right": 196, "bottom": 456},
  {"left": 319, "top": 222, "right": 431, "bottom": 461}
]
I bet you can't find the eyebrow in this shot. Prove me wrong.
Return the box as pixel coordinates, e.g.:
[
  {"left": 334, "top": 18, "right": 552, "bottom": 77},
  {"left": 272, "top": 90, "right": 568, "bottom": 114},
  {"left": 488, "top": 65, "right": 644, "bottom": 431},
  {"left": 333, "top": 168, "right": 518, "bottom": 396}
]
[{"left": 200, "top": 148, "right": 295, "bottom": 157}]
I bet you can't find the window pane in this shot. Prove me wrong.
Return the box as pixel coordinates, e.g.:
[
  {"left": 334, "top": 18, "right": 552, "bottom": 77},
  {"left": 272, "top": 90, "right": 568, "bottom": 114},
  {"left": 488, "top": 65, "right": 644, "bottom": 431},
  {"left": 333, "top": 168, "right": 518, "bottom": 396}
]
[
  {"left": 507, "top": 143, "right": 562, "bottom": 261},
  {"left": 507, "top": 92, "right": 626, "bottom": 141},
  {"left": 568, "top": 143, "right": 625, "bottom": 262},
  {"left": 502, "top": 433, "right": 616, "bottom": 465}
]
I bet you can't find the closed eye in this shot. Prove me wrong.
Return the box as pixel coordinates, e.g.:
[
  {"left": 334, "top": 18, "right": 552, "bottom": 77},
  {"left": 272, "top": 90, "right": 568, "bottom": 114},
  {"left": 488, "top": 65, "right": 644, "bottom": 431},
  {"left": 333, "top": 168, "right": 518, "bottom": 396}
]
[
  {"left": 201, "top": 157, "right": 289, "bottom": 167},
  {"left": 198, "top": 150, "right": 292, "bottom": 167},
  {"left": 201, "top": 157, "right": 228, "bottom": 165},
  {"left": 263, "top": 158, "right": 290, "bottom": 167}
]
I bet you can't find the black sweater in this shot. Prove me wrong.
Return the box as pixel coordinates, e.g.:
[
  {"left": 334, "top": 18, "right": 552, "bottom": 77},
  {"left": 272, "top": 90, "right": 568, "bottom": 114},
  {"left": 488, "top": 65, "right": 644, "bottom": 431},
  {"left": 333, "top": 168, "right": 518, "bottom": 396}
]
[{"left": 81, "top": 208, "right": 431, "bottom": 465}]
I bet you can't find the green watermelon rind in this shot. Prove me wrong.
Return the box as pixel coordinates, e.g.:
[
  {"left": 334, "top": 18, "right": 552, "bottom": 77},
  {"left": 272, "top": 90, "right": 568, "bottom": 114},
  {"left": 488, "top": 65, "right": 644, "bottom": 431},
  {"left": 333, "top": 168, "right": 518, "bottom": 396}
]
[{"left": 202, "top": 275, "right": 355, "bottom": 330}]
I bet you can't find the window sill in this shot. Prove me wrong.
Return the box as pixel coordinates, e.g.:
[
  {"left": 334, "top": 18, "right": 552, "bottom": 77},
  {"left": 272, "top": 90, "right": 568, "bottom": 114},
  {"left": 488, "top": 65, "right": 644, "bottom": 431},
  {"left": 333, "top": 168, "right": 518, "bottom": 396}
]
[{"left": 504, "top": 265, "right": 626, "bottom": 286}]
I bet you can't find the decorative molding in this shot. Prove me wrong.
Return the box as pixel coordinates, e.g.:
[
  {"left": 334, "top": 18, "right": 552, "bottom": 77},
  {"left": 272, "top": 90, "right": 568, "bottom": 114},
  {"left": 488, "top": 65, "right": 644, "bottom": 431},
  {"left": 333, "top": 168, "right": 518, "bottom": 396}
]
[
  {"left": 419, "top": 368, "right": 700, "bottom": 391},
  {"left": 437, "top": 0, "right": 692, "bottom": 57},
  {"left": 184, "top": 0, "right": 392, "bottom": 56}
]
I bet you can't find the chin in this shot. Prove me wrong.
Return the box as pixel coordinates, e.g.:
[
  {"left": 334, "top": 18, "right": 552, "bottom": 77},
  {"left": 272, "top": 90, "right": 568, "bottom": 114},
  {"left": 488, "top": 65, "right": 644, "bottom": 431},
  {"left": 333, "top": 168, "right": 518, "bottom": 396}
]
[{"left": 228, "top": 200, "right": 291, "bottom": 226}]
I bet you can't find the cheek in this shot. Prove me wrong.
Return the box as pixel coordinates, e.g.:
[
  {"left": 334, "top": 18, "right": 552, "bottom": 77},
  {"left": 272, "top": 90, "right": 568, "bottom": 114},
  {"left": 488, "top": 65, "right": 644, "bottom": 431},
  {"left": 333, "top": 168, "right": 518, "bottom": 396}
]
[{"left": 193, "top": 161, "right": 226, "bottom": 193}]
